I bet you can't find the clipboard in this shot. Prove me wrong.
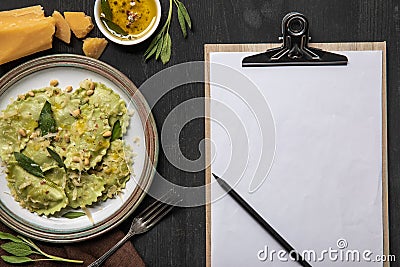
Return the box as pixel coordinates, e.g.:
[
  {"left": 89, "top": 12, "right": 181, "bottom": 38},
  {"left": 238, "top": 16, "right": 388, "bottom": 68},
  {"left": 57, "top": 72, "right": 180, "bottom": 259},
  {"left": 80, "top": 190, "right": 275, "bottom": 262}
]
[{"left": 205, "top": 13, "right": 388, "bottom": 267}]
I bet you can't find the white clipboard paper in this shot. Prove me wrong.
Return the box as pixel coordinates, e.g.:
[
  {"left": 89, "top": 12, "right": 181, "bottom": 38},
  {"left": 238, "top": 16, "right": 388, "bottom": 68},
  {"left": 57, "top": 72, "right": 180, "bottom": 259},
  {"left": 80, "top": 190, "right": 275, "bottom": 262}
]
[{"left": 208, "top": 49, "right": 385, "bottom": 266}]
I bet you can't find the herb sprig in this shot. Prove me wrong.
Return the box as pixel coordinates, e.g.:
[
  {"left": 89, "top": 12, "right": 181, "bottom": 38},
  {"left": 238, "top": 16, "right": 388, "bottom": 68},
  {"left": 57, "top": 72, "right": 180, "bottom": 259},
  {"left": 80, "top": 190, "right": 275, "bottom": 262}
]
[
  {"left": 46, "top": 147, "right": 66, "bottom": 170},
  {"left": 111, "top": 120, "right": 122, "bottom": 142},
  {"left": 14, "top": 152, "right": 44, "bottom": 178},
  {"left": 144, "top": 0, "right": 192, "bottom": 64},
  {"left": 0, "top": 232, "right": 83, "bottom": 264},
  {"left": 38, "top": 101, "right": 56, "bottom": 136},
  {"left": 100, "top": 0, "right": 129, "bottom": 36},
  {"left": 62, "top": 211, "right": 86, "bottom": 219}
]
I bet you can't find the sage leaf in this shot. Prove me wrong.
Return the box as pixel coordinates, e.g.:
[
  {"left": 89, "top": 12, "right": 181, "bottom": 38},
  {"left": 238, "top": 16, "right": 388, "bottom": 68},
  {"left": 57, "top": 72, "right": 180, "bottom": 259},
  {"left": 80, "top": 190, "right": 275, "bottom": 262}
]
[
  {"left": 1, "top": 242, "right": 33, "bottom": 257},
  {"left": 161, "top": 33, "right": 172, "bottom": 64},
  {"left": 145, "top": 31, "right": 163, "bottom": 56},
  {"left": 1, "top": 256, "right": 33, "bottom": 264},
  {"left": 14, "top": 152, "right": 44, "bottom": 178},
  {"left": 101, "top": 0, "right": 113, "bottom": 20},
  {"left": 145, "top": 43, "right": 159, "bottom": 60},
  {"left": 179, "top": 2, "right": 191, "bottom": 29},
  {"left": 155, "top": 36, "right": 164, "bottom": 60},
  {"left": 39, "top": 101, "right": 56, "bottom": 136},
  {"left": 0, "top": 232, "right": 24, "bottom": 244},
  {"left": 177, "top": 5, "right": 187, "bottom": 38},
  {"left": 62, "top": 211, "right": 86, "bottom": 219},
  {"left": 111, "top": 120, "right": 122, "bottom": 142},
  {"left": 101, "top": 18, "right": 128, "bottom": 36},
  {"left": 145, "top": 0, "right": 192, "bottom": 63},
  {"left": 46, "top": 148, "right": 65, "bottom": 169}
]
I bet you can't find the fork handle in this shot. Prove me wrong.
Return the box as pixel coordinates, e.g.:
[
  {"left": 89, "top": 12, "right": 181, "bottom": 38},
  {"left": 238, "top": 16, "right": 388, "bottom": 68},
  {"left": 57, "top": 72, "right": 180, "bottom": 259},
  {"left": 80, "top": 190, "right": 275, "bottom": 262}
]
[{"left": 87, "top": 233, "right": 133, "bottom": 267}]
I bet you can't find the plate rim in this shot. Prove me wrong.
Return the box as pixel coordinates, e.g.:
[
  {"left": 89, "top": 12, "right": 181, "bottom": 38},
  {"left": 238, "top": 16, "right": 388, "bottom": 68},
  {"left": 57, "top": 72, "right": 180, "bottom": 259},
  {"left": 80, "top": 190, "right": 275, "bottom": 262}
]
[{"left": 0, "top": 54, "right": 159, "bottom": 243}]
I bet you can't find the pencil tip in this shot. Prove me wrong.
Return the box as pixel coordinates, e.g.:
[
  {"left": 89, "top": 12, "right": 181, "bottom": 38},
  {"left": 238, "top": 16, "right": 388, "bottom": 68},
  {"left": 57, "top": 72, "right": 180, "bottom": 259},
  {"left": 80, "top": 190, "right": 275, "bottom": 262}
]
[{"left": 212, "top": 173, "right": 219, "bottom": 179}]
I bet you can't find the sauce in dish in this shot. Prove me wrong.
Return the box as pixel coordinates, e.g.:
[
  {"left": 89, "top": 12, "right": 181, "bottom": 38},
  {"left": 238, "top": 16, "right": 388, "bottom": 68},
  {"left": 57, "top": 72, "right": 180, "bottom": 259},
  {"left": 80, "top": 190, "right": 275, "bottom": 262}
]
[{"left": 100, "top": 0, "right": 158, "bottom": 40}]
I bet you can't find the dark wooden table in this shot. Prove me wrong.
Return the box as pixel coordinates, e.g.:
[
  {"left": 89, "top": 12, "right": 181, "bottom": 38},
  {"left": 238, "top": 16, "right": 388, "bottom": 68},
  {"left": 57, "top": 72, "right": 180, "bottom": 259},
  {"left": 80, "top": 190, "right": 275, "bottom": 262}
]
[{"left": 0, "top": 0, "right": 399, "bottom": 266}]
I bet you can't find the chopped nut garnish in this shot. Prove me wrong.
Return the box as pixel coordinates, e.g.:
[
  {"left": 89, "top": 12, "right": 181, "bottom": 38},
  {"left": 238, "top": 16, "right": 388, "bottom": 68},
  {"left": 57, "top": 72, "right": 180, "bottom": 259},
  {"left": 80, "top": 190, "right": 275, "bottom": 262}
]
[
  {"left": 84, "top": 158, "right": 90, "bottom": 166},
  {"left": 72, "top": 156, "right": 80, "bottom": 163},
  {"left": 50, "top": 79, "right": 59, "bottom": 87},
  {"left": 65, "top": 86, "right": 73, "bottom": 92},
  {"left": 18, "top": 94, "right": 25, "bottom": 100},
  {"left": 79, "top": 79, "right": 92, "bottom": 90},
  {"left": 18, "top": 129, "right": 26, "bottom": 137},
  {"left": 86, "top": 89, "right": 94, "bottom": 96},
  {"left": 71, "top": 109, "right": 81, "bottom": 118},
  {"left": 90, "top": 82, "right": 95, "bottom": 90},
  {"left": 28, "top": 91, "right": 35, "bottom": 97},
  {"left": 72, "top": 179, "right": 82, "bottom": 187},
  {"left": 102, "top": 130, "right": 112, "bottom": 137},
  {"left": 85, "top": 81, "right": 93, "bottom": 91},
  {"left": 29, "top": 132, "right": 38, "bottom": 139}
]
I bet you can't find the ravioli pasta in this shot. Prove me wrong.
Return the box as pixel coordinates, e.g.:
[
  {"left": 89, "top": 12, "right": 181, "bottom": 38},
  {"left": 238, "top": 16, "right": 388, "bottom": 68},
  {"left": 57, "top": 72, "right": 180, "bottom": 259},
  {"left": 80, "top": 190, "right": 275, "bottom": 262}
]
[
  {"left": 96, "top": 139, "right": 131, "bottom": 200},
  {"left": 0, "top": 80, "right": 132, "bottom": 216},
  {"left": 0, "top": 89, "right": 49, "bottom": 162}
]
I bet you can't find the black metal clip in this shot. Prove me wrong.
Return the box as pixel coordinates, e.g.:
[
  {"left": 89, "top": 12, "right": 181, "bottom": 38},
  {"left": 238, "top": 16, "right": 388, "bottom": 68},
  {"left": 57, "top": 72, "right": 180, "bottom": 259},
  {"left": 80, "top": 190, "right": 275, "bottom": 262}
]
[{"left": 242, "top": 12, "right": 348, "bottom": 67}]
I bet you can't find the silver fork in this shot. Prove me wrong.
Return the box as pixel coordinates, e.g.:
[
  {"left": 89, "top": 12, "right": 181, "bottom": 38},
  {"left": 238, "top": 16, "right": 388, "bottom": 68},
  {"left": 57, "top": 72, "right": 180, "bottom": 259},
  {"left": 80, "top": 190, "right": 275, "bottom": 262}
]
[{"left": 88, "top": 191, "right": 181, "bottom": 267}]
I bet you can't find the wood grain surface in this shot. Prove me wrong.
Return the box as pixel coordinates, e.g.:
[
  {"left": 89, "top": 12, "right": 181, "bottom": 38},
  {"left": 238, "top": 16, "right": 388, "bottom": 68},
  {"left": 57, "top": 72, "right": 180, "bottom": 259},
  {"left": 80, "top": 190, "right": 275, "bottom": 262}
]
[{"left": 0, "top": 1, "right": 399, "bottom": 266}]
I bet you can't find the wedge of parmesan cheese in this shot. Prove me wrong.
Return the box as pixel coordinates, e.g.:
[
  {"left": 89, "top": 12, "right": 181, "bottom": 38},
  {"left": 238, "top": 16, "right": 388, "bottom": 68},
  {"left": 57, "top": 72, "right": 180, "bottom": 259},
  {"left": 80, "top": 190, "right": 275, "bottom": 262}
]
[
  {"left": 52, "top": 11, "right": 71, "bottom": 44},
  {"left": 0, "top": 17, "right": 55, "bottom": 65},
  {"left": 82, "top": 38, "right": 108, "bottom": 59},
  {"left": 64, "top": 12, "right": 94, "bottom": 39}
]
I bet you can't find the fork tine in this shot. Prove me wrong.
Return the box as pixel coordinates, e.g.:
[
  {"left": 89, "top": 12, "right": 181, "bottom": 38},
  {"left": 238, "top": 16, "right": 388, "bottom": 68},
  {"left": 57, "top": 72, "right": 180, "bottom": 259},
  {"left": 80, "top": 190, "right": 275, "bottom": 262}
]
[
  {"left": 140, "top": 194, "right": 176, "bottom": 221},
  {"left": 145, "top": 205, "right": 174, "bottom": 229},
  {"left": 141, "top": 200, "right": 168, "bottom": 221},
  {"left": 143, "top": 197, "right": 176, "bottom": 222},
  {"left": 144, "top": 198, "right": 183, "bottom": 229},
  {"left": 137, "top": 189, "right": 175, "bottom": 219},
  {"left": 88, "top": 192, "right": 180, "bottom": 267}
]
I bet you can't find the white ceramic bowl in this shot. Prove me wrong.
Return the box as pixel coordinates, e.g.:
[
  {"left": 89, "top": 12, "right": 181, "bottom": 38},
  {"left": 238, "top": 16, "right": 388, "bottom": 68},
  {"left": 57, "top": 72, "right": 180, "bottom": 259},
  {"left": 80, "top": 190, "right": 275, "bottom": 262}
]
[{"left": 94, "top": 0, "right": 161, "bottom": 45}]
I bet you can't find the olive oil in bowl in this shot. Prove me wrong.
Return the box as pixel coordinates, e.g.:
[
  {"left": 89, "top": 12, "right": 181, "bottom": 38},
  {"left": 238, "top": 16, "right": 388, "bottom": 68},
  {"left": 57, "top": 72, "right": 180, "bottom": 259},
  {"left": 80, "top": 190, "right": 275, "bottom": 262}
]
[{"left": 94, "top": 0, "right": 161, "bottom": 45}]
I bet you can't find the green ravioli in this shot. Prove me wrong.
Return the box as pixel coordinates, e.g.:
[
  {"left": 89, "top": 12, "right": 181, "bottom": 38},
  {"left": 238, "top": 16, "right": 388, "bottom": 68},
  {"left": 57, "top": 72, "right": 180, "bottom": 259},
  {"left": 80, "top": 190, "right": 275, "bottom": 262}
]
[{"left": 0, "top": 80, "right": 132, "bottom": 217}]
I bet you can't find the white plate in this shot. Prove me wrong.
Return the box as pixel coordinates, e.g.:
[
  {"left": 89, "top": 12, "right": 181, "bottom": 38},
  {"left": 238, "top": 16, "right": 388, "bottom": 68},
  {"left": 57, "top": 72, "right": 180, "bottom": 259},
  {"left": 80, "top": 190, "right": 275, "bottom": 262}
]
[{"left": 0, "top": 55, "right": 158, "bottom": 243}]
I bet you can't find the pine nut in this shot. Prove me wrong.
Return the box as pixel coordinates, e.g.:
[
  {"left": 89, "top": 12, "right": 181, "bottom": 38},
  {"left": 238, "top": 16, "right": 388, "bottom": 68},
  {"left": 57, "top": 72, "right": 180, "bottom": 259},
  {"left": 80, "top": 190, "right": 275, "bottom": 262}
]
[
  {"left": 102, "top": 131, "right": 112, "bottom": 138},
  {"left": 65, "top": 86, "right": 73, "bottom": 92},
  {"left": 71, "top": 109, "right": 81, "bottom": 118},
  {"left": 18, "top": 129, "right": 26, "bottom": 137},
  {"left": 50, "top": 80, "right": 59, "bottom": 87}
]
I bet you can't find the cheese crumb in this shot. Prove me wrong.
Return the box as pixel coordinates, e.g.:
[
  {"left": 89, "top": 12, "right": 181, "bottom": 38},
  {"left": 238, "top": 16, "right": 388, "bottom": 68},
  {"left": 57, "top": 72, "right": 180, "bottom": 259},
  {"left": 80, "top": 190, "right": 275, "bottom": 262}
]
[
  {"left": 82, "top": 38, "right": 108, "bottom": 59},
  {"left": 133, "top": 137, "right": 140, "bottom": 145},
  {"left": 64, "top": 12, "right": 94, "bottom": 39}
]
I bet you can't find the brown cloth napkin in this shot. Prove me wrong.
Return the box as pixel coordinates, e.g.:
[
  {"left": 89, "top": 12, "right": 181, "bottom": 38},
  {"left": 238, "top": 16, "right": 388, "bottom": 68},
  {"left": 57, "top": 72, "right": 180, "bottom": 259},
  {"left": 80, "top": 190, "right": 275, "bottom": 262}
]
[{"left": 0, "top": 223, "right": 145, "bottom": 267}]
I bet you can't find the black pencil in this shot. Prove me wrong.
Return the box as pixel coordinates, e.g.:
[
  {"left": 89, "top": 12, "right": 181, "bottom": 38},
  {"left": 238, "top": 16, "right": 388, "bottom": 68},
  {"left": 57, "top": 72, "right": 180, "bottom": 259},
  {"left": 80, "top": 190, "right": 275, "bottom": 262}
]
[{"left": 212, "top": 173, "right": 312, "bottom": 267}]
